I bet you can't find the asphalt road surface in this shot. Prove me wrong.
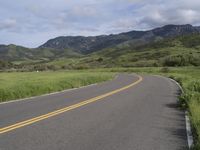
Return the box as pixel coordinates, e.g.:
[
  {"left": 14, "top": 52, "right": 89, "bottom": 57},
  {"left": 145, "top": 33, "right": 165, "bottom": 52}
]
[{"left": 0, "top": 74, "right": 188, "bottom": 150}]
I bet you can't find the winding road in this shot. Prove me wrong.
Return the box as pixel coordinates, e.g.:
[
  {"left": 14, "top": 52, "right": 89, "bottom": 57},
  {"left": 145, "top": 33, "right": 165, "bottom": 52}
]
[{"left": 0, "top": 74, "right": 188, "bottom": 150}]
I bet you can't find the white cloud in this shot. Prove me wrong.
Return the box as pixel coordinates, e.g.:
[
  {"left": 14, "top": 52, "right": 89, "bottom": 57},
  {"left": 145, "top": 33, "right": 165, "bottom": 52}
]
[{"left": 0, "top": 18, "right": 17, "bottom": 30}]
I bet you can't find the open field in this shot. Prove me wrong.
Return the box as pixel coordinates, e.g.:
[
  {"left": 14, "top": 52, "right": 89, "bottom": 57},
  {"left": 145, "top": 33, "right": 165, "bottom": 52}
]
[{"left": 0, "top": 71, "right": 115, "bottom": 102}]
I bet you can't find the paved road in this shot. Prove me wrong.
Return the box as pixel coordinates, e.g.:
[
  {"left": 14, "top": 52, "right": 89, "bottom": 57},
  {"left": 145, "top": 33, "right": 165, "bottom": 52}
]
[{"left": 0, "top": 74, "right": 188, "bottom": 150}]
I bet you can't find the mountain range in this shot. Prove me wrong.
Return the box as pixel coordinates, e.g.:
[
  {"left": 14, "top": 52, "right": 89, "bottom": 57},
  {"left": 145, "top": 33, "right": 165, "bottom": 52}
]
[
  {"left": 40, "top": 24, "right": 200, "bottom": 54},
  {"left": 0, "top": 24, "right": 200, "bottom": 69}
]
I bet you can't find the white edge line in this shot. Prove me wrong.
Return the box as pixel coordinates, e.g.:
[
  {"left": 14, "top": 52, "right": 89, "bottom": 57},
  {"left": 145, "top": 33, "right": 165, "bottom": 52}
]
[
  {"left": 185, "top": 111, "right": 194, "bottom": 148},
  {"left": 0, "top": 74, "right": 119, "bottom": 105},
  {"left": 154, "top": 75, "right": 193, "bottom": 149},
  {"left": 169, "top": 78, "right": 194, "bottom": 149}
]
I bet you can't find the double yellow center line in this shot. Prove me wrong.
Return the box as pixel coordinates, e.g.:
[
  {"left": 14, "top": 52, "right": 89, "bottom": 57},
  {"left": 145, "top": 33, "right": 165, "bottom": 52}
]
[{"left": 0, "top": 75, "right": 143, "bottom": 134}]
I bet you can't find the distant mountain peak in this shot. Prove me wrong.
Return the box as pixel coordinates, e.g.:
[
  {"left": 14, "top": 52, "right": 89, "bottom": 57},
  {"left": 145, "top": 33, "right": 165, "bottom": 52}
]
[{"left": 163, "top": 24, "right": 192, "bottom": 27}]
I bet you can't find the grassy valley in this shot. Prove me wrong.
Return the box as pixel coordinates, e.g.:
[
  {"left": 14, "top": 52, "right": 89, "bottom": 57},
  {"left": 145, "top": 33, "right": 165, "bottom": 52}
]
[{"left": 1, "top": 25, "right": 200, "bottom": 71}]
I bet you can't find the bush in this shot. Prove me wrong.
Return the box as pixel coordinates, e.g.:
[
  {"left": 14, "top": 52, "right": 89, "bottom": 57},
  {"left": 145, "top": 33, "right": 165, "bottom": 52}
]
[
  {"left": 74, "top": 65, "right": 90, "bottom": 70},
  {"left": 160, "top": 67, "right": 170, "bottom": 73},
  {"left": 162, "top": 54, "right": 200, "bottom": 67}
]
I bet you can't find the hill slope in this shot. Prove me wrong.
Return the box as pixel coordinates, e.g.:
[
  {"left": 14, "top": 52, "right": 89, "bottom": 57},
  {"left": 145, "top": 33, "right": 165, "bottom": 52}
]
[
  {"left": 0, "top": 44, "right": 82, "bottom": 63},
  {"left": 47, "top": 33, "right": 200, "bottom": 69}
]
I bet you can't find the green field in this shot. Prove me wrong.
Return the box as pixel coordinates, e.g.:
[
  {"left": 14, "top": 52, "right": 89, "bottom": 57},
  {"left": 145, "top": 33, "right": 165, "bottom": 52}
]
[{"left": 0, "top": 71, "right": 114, "bottom": 102}]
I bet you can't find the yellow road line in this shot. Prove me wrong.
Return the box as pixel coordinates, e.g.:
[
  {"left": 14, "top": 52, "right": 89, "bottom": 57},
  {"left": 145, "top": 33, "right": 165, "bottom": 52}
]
[{"left": 0, "top": 75, "right": 143, "bottom": 134}]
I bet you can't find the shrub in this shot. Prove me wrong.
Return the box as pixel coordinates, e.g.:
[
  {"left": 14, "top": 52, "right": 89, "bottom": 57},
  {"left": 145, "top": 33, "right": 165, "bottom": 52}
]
[
  {"left": 188, "top": 81, "right": 200, "bottom": 92},
  {"left": 97, "top": 57, "right": 103, "bottom": 62},
  {"left": 162, "top": 55, "right": 187, "bottom": 66}
]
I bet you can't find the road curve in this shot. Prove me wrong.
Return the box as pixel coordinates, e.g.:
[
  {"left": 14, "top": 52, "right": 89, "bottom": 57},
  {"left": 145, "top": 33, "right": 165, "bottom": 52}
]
[{"left": 0, "top": 74, "right": 187, "bottom": 150}]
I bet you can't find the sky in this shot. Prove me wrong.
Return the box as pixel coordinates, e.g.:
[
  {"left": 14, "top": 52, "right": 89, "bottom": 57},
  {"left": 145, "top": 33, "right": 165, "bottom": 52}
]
[{"left": 1, "top": 0, "right": 200, "bottom": 48}]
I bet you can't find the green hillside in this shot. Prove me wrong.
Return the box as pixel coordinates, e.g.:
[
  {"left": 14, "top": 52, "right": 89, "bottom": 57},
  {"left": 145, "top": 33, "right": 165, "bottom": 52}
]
[
  {"left": 0, "top": 44, "right": 82, "bottom": 63},
  {"left": 46, "top": 34, "right": 200, "bottom": 69}
]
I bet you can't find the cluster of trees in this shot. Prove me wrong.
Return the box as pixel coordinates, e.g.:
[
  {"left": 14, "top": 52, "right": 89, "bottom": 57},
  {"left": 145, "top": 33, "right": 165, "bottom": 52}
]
[
  {"left": 17, "top": 64, "right": 60, "bottom": 72},
  {"left": 0, "top": 60, "right": 13, "bottom": 70}
]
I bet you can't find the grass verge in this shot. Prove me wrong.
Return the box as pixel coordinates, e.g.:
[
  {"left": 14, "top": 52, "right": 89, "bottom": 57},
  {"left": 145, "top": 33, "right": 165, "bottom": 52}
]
[
  {"left": 0, "top": 71, "right": 114, "bottom": 102},
  {"left": 160, "top": 67, "right": 200, "bottom": 150}
]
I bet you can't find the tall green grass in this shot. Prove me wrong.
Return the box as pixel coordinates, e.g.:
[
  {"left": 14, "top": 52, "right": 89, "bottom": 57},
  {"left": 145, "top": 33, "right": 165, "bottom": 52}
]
[
  {"left": 166, "top": 70, "right": 200, "bottom": 150},
  {"left": 0, "top": 71, "right": 114, "bottom": 102}
]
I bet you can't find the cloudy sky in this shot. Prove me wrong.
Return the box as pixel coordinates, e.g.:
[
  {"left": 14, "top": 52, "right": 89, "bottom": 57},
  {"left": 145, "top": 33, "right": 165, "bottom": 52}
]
[{"left": 1, "top": 0, "right": 200, "bottom": 47}]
